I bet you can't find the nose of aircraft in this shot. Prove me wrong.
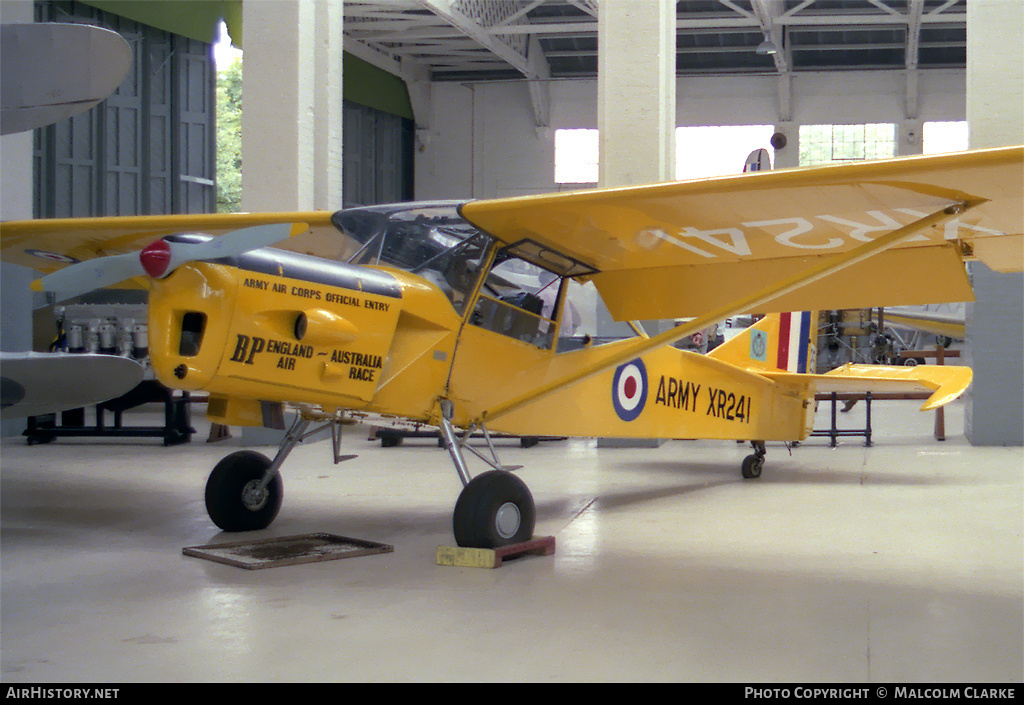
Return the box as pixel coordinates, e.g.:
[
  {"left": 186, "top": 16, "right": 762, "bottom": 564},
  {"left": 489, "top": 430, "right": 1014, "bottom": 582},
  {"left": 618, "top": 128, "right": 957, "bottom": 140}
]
[
  {"left": 31, "top": 222, "right": 304, "bottom": 301},
  {"left": 139, "top": 239, "right": 172, "bottom": 278}
]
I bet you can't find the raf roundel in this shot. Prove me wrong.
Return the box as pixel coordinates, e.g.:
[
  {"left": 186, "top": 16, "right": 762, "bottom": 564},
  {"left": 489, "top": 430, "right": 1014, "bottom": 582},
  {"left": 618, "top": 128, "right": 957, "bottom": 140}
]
[{"left": 611, "top": 358, "right": 648, "bottom": 422}]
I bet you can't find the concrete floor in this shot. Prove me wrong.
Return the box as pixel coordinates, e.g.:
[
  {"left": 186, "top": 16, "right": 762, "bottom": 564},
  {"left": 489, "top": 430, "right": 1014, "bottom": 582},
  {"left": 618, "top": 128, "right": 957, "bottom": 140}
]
[{"left": 1, "top": 399, "right": 1021, "bottom": 682}]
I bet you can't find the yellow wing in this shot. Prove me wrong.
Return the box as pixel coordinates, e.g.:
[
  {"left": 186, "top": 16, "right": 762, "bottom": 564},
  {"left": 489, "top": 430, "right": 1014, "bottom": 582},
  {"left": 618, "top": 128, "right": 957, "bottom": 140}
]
[
  {"left": 884, "top": 309, "right": 966, "bottom": 340},
  {"left": 0, "top": 211, "right": 345, "bottom": 276},
  {"left": 461, "top": 146, "right": 1023, "bottom": 320}
]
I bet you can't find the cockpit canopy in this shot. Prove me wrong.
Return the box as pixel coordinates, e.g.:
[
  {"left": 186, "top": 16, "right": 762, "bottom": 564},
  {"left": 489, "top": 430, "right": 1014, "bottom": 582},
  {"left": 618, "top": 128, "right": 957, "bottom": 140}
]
[
  {"left": 332, "top": 202, "right": 491, "bottom": 314},
  {"left": 331, "top": 202, "right": 582, "bottom": 348}
]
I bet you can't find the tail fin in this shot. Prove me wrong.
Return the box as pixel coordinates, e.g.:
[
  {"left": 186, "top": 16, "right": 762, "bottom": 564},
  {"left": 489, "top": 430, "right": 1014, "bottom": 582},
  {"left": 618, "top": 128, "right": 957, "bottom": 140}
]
[
  {"left": 743, "top": 147, "right": 772, "bottom": 172},
  {"left": 709, "top": 311, "right": 817, "bottom": 374}
]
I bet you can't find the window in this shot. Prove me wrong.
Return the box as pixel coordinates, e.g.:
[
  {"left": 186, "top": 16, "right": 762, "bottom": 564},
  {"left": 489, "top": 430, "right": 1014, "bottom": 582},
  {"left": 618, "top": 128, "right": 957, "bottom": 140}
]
[
  {"left": 554, "top": 125, "right": 777, "bottom": 184},
  {"left": 554, "top": 129, "right": 600, "bottom": 183},
  {"left": 799, "top": 124, "right": 896, "bottom": 166},
  {"left": 331, "top": 202, "right": 573, "bottom": 349},
  {"left": 675, "top": 125, "right": 775, "bottom": 179},
  {"left": 472, "top": 257, "right": 566, "bottom": 349},
  {"left": 924, "top": 121, "right": 969, "bottom": 154}
]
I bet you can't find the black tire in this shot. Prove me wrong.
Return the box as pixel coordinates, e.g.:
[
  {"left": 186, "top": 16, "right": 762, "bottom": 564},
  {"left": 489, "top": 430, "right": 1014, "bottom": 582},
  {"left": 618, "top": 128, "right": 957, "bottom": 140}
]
[
  {"left": 452, "top": 470, "right": 535, "bottom": 548},
  {"left": 205, "top": 450, "right": 283, "bottom": 531},
  {"left": 741, "top": 454, "right": 763, "bottom": 479}
]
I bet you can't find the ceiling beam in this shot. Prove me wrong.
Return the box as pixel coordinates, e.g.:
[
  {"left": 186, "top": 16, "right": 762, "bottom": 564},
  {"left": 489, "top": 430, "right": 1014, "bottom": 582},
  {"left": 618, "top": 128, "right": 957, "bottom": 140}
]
[
  {"left": 413, "top": 0, "right": 552, "bottom": 129},
  {"left": 566, "top": 0, "right": 598, "bottom": 19},
  {"left": 526, "top": 34, "right": 552, "bottom": 130},
  {"left": 751, "top": 0, "right": 791, "bottom": 123},
  {"left": 345, "top": 1, "right": 968, "bottom": 87},
  {"left": 415, "top": 0, "right": 537, "bottom": 78},
  {"left": 905, "top": 0, "right": 924, "bottom": 118}
]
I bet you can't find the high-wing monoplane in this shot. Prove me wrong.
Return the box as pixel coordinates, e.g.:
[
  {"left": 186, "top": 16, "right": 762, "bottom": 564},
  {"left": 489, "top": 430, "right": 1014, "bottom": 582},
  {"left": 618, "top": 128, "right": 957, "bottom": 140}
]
[{"left": 2, "top": 146, "right": 1021, "bottom": 548}]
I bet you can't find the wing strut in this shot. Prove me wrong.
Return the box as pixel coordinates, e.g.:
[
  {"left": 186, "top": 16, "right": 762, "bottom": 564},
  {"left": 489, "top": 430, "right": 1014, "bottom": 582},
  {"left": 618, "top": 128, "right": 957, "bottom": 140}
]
[{"left": 479, "top": 201, "right": 978, "bottom": 424}]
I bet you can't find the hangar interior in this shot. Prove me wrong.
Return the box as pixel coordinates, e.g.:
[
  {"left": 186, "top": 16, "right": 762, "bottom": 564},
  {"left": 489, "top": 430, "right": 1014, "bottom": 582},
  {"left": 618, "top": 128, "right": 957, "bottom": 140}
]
[{"left": 1, "top": 0, "right": 1022, "bottom": 682}]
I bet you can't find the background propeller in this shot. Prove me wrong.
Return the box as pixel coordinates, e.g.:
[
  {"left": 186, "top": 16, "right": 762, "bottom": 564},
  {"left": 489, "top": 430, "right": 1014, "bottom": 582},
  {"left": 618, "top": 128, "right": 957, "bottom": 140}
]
[{"left": 32, "top": 222, "right": 305, "bottom": 300}]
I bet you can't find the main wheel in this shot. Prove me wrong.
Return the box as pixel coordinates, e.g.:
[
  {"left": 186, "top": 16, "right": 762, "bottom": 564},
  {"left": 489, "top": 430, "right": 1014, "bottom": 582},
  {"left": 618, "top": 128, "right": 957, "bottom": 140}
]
[
  {"left": 205, "top": 450, "right": 283, "bottom": 531},
  {"left": 741, "top": 454, "right": 763, "bottom": 479},
  {"left": 452, "top": 470, "right": 535, "bottom": 548}
]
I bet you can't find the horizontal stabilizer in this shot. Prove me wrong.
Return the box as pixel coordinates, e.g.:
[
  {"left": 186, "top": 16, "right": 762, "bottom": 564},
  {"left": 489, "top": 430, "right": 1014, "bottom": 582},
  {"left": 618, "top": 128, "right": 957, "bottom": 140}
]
[{"left": 765, "top": 363, "right": 972, "bottom": 411}]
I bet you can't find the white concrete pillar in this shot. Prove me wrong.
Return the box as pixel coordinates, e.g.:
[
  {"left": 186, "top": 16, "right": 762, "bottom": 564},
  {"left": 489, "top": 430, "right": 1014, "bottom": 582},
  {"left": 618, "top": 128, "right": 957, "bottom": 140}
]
[
  {"left": 237, "top": 1, "right": 341, "bottom": 445},
  {"left": 597, "top": 0, "right": 676, "bottom": 187},
  {"left": 241, "top": 1, "right": 314, "bottom": 211},
  {"left": 242, "top": 0, "right": 343, "bottom": 212},
  {"left": 772, "top": 121, "right": 799, "bottom": 169},
  {"left": 595, "top": 0, "right": 675, "bottom": 343},
  {"left": 963, "top": 0, "right": 1023, "bottom": 446},
  {"left": 595, "top": 0, "right": 675, "bottom": 447},
  {"left": 897, "top": 118, "right": 924, "bottom": 157},
  {"left": 313, "top": 0, "right": 343, "bottom": 211}
]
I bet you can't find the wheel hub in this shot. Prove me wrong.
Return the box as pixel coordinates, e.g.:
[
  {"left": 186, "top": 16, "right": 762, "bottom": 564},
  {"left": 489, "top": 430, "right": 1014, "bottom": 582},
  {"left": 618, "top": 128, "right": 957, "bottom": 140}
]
[
  {"left": 241, "top": 479, "right": 269, "bottom": 511},
  {"left": 494, "top": 501, "right": 521, "bottom": 539}
]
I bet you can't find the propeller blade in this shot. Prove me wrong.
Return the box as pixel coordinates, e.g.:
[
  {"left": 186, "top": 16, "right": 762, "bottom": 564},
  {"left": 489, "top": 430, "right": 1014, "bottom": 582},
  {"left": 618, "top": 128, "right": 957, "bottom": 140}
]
[
  {"left": 31, "top": 221, "right": 305, "bottom": 299},
  {"left": 155, "top": 222, "right": 302, "bottom": 278},
  {"left": 31, "top": 251, "right": 145, "bottom": 299}
]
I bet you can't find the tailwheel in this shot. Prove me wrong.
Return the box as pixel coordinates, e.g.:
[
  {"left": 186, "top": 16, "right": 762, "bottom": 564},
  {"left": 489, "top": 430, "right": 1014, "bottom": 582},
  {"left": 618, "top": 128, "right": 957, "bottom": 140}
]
[
  {"left": 453, "top": 470, "right": 536, "bottom": 548},
  {"left": 741, "top": 440, "right": 766, "bottom": 479},
  {"left": 205, "top": 450, "right": 283, "bottom": 531},
  {"left": 741, "top": 454, "right": 763, "bottom": 479}
]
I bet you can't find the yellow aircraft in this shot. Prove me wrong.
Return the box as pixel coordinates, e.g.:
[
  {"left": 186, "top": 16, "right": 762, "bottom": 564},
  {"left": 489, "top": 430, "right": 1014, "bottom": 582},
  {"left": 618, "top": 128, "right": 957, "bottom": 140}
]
[
  {"left": 884, "top": 306, "right": 967, "bottom": 342},
  {"left": 2, "top": 146, "right": 1021, "bottom": 548}
]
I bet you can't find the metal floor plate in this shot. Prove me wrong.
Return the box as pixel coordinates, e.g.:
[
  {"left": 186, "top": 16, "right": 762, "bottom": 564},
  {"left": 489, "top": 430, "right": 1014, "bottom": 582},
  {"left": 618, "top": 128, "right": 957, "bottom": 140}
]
[{"left": 183, "top": 532, "right": 394, "bottom": 570}]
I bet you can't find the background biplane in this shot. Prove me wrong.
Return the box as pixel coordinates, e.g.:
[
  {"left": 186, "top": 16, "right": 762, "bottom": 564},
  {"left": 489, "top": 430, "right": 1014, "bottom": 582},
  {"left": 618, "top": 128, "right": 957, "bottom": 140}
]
[
  {"left": 0, "top": 21, "right": 147, "bottom": 419},
  {"left": 1, "top": 145, "right": 1021, "bottom": 548}
]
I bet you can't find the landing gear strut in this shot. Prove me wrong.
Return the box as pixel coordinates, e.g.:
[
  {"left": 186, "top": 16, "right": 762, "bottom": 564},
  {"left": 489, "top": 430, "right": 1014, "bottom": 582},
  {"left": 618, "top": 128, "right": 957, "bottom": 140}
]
[
  {"left": 204, "top": 412, "right": 362, "bottom": 532},
  {"left": 439, "top": 399, "right": 536, "bottom": 548},
  {"left": 741, "top": 440, "right": 766, "bottom": 479}
]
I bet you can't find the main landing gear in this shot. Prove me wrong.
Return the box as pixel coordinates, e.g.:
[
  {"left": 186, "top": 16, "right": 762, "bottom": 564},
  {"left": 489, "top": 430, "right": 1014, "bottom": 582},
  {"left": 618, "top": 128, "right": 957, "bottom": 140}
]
[
  {"left": 438, "top": 400, "right": 536, "bottom": 548},
  {"left": 202, "top": 404, "right": 535, "bottom": 549},
  {"left": 741, "top": 440, "right": 766, "bottom": 479},
  {"left": 205, "top": 449, "right": 283, "bottom": 531}
]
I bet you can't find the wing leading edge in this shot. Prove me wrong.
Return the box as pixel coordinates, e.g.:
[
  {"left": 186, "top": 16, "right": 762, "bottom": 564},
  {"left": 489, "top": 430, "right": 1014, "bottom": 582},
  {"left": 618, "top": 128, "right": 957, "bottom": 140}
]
[{"left": 0, "top": 211, "right": 341, "bottom": 275}]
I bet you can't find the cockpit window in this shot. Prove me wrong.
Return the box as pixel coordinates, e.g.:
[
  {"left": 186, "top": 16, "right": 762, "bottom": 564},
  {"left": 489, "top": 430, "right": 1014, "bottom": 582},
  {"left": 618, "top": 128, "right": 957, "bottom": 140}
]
[{"left": 470, "top": 256, "right": 568, "bottom": 349}]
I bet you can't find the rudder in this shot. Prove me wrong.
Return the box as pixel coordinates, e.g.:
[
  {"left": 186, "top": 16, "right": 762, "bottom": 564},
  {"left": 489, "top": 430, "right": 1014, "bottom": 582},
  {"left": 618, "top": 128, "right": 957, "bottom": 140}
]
[{"left": 709, "top": 311, "right": 817, "bottom": 374}]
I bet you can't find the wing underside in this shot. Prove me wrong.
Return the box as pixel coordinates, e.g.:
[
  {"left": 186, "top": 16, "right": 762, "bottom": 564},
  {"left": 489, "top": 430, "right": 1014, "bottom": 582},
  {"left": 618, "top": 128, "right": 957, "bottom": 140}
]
[{"left": 461, "top": 146, "right": 1023, "bottom": 320}]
